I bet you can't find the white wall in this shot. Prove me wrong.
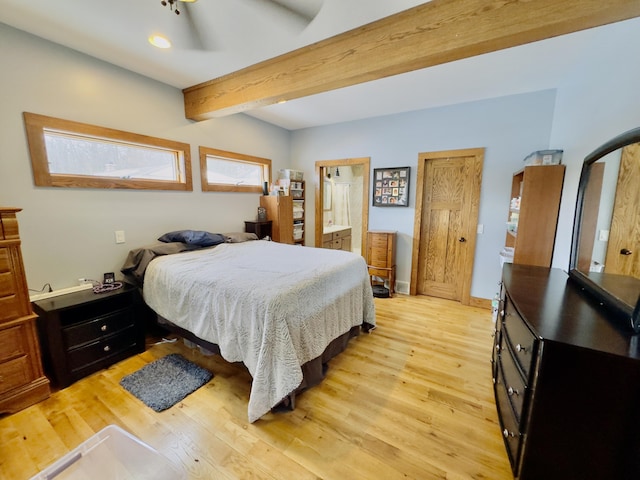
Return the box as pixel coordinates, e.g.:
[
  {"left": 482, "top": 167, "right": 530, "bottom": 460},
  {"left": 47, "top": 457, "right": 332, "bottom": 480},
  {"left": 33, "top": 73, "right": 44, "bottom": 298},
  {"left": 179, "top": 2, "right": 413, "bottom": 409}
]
[
  {"left": 291, "top": 16, "right": 640, "bottom": 301},
  {"left": 549, "top": 18, "right": 640, "bottom": 269},
  {"left": 291, "top": 91, "right": 557, "bottom": 298},
  {"left": 0, "top": 24, "right": 291, "bottom": 292}
]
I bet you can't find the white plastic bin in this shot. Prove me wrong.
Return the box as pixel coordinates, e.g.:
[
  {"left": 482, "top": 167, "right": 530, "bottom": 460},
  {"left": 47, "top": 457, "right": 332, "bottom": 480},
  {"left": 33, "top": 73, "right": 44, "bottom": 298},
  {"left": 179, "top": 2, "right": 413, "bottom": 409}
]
[{"left": 30, "top": 425, "right": 186, "bottom": 480}]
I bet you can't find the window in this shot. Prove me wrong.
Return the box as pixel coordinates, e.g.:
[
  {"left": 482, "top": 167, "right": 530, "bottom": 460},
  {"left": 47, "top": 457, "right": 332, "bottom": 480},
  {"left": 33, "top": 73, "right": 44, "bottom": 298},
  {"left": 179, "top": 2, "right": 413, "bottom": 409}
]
[
  {"left": 199, "top": 146, "right": 271, "bottom": 193},
  {"left": 24, "top": 112, "right": 192, "bottom": 191}
]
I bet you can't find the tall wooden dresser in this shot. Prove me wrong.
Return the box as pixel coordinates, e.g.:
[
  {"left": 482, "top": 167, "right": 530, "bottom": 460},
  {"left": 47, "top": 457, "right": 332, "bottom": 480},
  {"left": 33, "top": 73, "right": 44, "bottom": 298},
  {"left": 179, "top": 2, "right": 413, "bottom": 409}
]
[
  {"left": 366, "top": 230, "right": 396, "bottom": 295},
  {"left": 0, "top": 207, "right": 50, "bottom": 414}
]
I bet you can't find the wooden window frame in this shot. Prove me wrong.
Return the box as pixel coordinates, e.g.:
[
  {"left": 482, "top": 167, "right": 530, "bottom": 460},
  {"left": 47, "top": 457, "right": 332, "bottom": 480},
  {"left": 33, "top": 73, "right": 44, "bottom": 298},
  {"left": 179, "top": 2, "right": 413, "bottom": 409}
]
[
  {"left": 23, "top": 112, "right": 192, "bottom": 191},
  {"left": 199, "top": 146, "right": 271, "bottom": 193}
]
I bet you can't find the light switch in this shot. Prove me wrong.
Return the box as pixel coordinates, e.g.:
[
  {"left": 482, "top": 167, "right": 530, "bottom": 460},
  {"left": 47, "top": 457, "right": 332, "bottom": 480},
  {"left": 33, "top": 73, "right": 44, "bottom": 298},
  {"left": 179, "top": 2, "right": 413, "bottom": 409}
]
[
  {"left": 115, "top": 230, "right": 126, "bottom": 244},
  {"left": 598, "top": 230, "right": 609, "bottom": 242},
  {"left": 477, "top": 224, "right": 484, "bottom": 234}
]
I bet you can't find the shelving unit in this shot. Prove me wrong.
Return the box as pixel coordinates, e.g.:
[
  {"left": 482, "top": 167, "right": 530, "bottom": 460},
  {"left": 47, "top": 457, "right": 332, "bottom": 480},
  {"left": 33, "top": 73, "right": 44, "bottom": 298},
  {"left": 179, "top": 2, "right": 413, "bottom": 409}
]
[
  {"left": 292, "top": 180, "right": 305, "bottom": 245},
  {"left": 505, "top": 165, "right": 565, "bottom": 267}
]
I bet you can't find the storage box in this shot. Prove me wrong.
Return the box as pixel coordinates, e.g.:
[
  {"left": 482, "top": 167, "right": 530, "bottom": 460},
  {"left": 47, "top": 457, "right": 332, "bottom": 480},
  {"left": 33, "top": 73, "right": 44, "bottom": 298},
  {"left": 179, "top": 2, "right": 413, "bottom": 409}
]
[
  {"left": 31, "top": 425, "right": 186, "bottom": 480},
  {"left": 523, "top": 149, "right": 563, "bottom": 166}
]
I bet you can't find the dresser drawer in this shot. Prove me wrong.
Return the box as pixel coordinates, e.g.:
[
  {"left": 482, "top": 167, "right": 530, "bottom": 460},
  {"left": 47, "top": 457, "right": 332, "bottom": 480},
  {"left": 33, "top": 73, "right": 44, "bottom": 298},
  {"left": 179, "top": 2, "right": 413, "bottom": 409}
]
[
  {"left": 502, "top": 295, "right": 537, "bottom": 377},
  {"left": 498, "top": 346, "right": 527, "bottom": 420},
  {"left": 0, "top": 324, "right": 28, "bottom": 361},
  {"left": 494, "top": 367, "right": 521, "bottom": 473},
  {"left": 67, "top": 327, "right": 139, "bottom": 373},
  {"left": 63, "top": 308, "right": 134, "bottom": 350},
  {"left": 0, "top": 355, "right": 32, "bottom": 393}
]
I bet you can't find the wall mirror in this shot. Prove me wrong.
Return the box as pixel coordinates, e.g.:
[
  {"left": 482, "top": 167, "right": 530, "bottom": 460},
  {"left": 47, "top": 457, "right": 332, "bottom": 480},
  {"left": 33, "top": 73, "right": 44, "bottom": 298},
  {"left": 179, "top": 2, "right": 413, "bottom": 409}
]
[{"left": 569, "top": 126, "right": 640, "bottom": 333}]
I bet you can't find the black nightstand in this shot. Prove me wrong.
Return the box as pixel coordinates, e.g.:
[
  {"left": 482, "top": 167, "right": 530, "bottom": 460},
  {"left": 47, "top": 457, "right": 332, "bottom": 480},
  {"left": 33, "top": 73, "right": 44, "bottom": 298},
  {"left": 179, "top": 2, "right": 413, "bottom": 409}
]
[
  {"left": 32, "top": 283, "right": 145, "bottom": 388},
  {"left": 245, "top": 220, "right": 272, "bottom": 240}
]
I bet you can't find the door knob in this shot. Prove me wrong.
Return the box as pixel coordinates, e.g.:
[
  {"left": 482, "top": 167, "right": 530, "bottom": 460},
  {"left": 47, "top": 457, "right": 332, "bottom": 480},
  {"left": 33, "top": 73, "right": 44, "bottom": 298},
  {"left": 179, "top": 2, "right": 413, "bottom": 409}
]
[
  {"left": 459, "top": 237, "right": 466, "bottom": 243},
  {"left": 620, "top": 248, "right": 633, "bottom": 255}
]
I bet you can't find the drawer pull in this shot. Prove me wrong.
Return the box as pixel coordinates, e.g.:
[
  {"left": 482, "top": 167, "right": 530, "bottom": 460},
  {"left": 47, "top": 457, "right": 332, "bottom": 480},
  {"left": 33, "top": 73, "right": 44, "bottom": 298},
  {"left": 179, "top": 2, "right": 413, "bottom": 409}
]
[
  {"left": 507, "top": 386, "right": 520, "bottom": 396},
  {"left": 516, "top": 344, "right": 526, "bottom": 353},
  {"left": 503, "top": 429, "right": 517, "bottom": 438},
  {"left": 100, "top": 325, "right": 108, "bottom": 332},
  {"left": 103, "top": 345, "right": 111, "bottom": 352}
]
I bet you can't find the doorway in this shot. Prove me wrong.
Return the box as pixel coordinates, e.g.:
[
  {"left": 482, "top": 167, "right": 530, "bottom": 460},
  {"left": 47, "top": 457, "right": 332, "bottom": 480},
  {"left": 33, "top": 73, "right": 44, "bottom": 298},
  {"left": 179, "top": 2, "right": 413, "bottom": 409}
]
[
  {"left": 410, "top": 148, "right": 484, "bottom": 305},
  {"left": 315, "top": 158, "right": 370, "bottom": 256}
]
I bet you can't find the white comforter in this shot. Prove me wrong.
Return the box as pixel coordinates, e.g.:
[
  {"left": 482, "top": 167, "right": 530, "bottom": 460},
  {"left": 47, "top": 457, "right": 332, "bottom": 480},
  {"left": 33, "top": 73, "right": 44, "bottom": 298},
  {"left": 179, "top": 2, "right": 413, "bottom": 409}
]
[{"left": 143, "top": 240, "right": 375, "bottom": 422}]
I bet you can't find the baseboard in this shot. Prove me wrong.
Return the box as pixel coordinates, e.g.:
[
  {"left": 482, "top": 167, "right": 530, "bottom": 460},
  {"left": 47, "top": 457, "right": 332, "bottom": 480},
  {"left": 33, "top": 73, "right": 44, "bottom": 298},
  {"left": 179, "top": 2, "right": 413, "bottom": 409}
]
[{"left": 470, "top": 296, "right": 491, "bottom": 310}]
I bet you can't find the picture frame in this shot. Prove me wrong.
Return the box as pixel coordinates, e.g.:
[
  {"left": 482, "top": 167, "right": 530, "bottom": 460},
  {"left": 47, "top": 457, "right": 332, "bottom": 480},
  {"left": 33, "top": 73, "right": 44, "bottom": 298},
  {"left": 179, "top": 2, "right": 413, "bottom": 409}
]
[{"left": 373, "top": 166, "right": 410, "bottom": 207}]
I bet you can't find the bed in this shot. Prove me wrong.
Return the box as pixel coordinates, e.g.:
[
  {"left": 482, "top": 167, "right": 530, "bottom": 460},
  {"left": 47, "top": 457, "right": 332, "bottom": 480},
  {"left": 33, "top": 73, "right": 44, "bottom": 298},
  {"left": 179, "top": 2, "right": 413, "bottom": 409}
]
[{"left": 122, "top": 234, "right": 375, "bottom": 422}]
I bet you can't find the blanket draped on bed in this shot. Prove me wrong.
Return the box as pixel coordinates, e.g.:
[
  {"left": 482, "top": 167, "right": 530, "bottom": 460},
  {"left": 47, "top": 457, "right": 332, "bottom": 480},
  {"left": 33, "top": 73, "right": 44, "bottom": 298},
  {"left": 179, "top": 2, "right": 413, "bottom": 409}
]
[{"left": 142, "top": 240, "right": 375, "bottom": 422}]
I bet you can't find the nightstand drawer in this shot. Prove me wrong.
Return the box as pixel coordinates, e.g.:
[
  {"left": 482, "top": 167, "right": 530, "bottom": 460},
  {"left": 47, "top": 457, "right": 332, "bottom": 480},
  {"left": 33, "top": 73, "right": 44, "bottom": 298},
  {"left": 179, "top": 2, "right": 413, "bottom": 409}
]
[
  {"left": 63, "top": 308, "right": 135, "bottom": 349},
  {"left": 67, "top": 327, "right": 138, "bottom": 372}
]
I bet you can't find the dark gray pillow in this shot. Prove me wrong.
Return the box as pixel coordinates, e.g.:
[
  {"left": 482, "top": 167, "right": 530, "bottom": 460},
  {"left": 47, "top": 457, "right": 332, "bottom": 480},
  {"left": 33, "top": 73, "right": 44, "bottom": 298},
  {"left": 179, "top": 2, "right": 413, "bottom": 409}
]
[
  {"left": 223, "top": 232, "right": 259, "bottom": 243},
  {"left": 158, "top": 230, "right": 225, "bottom": 247}
]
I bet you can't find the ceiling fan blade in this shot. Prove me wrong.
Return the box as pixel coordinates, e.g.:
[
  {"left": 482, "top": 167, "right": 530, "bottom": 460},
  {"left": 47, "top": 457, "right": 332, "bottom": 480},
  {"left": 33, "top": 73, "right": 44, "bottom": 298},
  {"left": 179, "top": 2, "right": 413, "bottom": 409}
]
[
  {"left": 180, "top": 2, "right": 209, "bottom": 50},
  {"left": 266, "top": 0, "right": 323, "bottom": 23}
]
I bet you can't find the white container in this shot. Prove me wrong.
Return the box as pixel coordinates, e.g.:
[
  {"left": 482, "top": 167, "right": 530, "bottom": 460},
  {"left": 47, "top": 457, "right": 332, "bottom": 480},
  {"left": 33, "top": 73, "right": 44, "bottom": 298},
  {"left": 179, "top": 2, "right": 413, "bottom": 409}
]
[
  {"left": 279, "top": 169, "right": 304, "bottom": 181},
  {"left": 523, "top": 149, "right": 563, "bottom": 166},
  {"left": 30, "top": 425, "right": 186, "bottom": 480}
]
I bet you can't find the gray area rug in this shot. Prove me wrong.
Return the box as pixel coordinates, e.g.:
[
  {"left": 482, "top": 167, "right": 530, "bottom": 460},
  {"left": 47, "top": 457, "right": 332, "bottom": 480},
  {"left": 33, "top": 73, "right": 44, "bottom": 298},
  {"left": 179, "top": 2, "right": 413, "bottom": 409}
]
[{"left": 120, "top": 353, "right": 213, "bottom": 412}]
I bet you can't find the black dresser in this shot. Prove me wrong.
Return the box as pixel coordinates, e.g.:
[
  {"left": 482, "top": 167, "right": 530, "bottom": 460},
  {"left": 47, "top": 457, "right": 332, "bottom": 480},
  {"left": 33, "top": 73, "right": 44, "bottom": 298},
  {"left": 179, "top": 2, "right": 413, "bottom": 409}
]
[
  {"left": 493, "top": 264, "right": 640, "bottom": 479},
  {"left": 33, "top": 283, "right": 145, "bottom": 388}
]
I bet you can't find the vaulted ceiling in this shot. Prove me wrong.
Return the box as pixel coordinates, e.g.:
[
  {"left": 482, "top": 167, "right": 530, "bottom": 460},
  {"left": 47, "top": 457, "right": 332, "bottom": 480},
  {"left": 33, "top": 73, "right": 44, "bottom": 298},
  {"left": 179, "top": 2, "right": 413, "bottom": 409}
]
[{"left": 1, "top": 0, "right": 639, "bottom": 130}]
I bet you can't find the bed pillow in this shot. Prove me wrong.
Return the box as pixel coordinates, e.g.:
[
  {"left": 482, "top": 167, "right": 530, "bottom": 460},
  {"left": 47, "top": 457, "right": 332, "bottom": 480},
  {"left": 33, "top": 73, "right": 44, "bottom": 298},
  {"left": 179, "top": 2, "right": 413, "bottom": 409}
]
[
  {"left": 223, "top": 232, "right": 259, "bottom": 243},
  {"left": 158, "top": 230, "right": 226, "bottom": 247}
]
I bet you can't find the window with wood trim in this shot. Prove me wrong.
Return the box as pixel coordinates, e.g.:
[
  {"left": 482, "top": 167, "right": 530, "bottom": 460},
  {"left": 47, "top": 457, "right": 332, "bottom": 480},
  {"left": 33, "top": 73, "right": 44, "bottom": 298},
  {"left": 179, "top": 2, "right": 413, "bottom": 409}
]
[
  {"left": 23, "top": 112, "right": 192, "bottom": 191},
  {"left": 199, "top": 146, "right": 271, "bottom": 193}
]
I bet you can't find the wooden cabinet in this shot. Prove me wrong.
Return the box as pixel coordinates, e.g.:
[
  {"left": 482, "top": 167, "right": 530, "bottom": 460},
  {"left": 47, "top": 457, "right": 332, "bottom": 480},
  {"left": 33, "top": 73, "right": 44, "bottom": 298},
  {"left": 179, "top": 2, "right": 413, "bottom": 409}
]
[
  {"left": 322, "top": 226, "right": 352, "bottom": 251},
  {"left": 493, "top": 264, "right": 640, "bottom": 479},
  {"left": 33, "top": 283, "right": 144, "bottom": 388},
  {"left": 505, "top": 165, "right": 565, "bottom": 267},
  {"left": 260, "top": 195, "right": 294, "bottom": 244},
  {"left": 366, "top": 231, "right": 396, "bottom": 295},
  {"left": 0, "top": 207, "right": 50, "bottom": 414}
]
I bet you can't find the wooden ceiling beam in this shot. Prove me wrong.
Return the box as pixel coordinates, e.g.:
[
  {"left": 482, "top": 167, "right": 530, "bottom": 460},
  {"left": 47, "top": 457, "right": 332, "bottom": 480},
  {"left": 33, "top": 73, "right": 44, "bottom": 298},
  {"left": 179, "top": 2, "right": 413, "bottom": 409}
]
[{"left": 183, "top": 0, "right": 640, "bottom": 121}]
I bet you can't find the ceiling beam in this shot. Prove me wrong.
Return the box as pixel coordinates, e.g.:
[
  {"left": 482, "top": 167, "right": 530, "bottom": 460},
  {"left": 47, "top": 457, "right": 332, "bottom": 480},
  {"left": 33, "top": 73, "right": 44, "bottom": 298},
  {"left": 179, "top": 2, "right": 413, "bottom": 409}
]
[{"left": 183, "top": 0, "right": 640, "bottom": 121}]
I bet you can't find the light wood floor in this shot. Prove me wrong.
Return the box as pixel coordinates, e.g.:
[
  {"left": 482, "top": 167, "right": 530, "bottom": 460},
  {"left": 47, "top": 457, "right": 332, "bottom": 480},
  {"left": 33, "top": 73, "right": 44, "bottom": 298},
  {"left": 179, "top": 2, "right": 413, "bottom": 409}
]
[{"left": 0, "top": 295, "right": 513, "bottom": 480}]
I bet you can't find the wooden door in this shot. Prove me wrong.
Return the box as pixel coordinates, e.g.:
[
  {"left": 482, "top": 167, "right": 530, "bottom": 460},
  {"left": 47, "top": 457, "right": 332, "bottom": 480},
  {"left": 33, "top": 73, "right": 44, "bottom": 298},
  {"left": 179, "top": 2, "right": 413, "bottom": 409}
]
[
  {"left": 411, "top": 149, "right": 483, "bottom": 304},
  {"left": 605, "top": 143, "right": 640, "bottom": 278}
]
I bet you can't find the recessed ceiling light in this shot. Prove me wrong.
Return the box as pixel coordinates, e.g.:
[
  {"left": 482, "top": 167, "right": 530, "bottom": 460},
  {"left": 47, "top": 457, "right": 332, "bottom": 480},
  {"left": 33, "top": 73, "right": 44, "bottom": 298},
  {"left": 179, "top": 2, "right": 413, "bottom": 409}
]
[{"left": 149, "top": 35, "right": 171, "bottom": 49}]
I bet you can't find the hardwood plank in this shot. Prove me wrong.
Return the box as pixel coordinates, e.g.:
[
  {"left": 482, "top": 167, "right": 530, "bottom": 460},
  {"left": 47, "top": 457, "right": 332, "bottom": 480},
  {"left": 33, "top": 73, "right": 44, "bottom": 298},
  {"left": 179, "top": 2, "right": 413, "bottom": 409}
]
[
  {"left": 0, "top": 294, "right": 512, "bottom": 479},
  {"left": 183, "top": 0, "right": 640, "bottom": 120}
]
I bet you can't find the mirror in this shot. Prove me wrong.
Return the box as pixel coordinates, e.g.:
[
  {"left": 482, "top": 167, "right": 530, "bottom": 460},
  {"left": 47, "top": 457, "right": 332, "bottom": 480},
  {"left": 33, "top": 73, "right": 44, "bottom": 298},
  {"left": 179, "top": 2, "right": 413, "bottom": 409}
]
[
  {"left": 569, "top": 126, "right": 640, "bottom": 333},
  {"left": 323, "top": 178, "right": 332, "bottom": 210}
]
